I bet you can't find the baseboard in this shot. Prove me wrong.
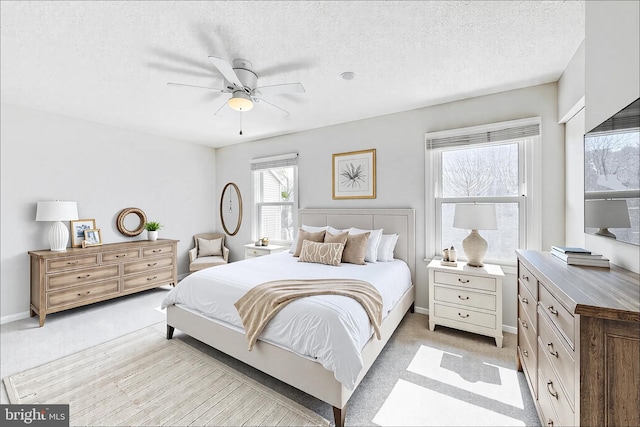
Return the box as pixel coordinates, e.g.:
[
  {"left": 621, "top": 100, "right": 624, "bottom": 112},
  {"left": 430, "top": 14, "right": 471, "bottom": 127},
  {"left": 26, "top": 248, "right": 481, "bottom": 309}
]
[
  {"left": 0, "top": 310, "right": 30, "bottom": 325},
  {"left": 413, "top": 305, "right": 517, "bottom": 334}
]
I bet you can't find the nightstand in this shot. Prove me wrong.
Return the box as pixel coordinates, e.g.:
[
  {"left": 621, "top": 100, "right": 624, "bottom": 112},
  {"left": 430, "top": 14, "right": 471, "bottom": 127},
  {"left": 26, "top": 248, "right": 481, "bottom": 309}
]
[
  {"left": 427, "top": 259, "right": 504, "bottom": 347},
  {"left": 244, "top": 243, "right": 285, "bottom": 259}
]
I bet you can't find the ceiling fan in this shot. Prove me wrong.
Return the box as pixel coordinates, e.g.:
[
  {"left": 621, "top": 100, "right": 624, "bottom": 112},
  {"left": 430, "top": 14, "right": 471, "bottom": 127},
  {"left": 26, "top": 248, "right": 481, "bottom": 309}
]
[{"left": 168, "top": 57, "right": 305, "bottom": 116}]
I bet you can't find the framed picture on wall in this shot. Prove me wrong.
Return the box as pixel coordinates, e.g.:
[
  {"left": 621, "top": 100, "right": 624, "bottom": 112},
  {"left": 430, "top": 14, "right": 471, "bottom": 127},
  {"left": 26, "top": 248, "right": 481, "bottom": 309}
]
[
  {"left": 70, "top": 219, "right": 96, "bottom": 247},
  {"left": 83, "top": 229, "right": 103, "bottom": 247},
  {"left": 332, "top": 149, "right": 376, "bottom": 199}
]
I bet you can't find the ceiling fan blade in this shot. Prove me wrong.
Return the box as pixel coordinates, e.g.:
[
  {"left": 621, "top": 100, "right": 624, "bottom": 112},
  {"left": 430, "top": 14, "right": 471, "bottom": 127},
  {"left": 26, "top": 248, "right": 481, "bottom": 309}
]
[
  {"left": 208, "top": 56, "right": 243, "bottom": 89},
  {"left": 167, "top": 82, "right": 226, "bottom": 93},
  {"left": 213, "top": 100, "right": 228, "bottom": 116},
  {"left": 254, "top": 83, "right": 305, "bottom": 96},
  {"left": 255, "top": 98, "right": 290, "bottom": 116}
]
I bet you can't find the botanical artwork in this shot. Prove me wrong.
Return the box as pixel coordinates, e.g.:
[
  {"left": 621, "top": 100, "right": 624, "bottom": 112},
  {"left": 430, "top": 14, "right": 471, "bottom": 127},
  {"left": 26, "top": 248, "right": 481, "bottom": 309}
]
[{"left": 332, "top": 149, "right": 376, "bottom": 199}]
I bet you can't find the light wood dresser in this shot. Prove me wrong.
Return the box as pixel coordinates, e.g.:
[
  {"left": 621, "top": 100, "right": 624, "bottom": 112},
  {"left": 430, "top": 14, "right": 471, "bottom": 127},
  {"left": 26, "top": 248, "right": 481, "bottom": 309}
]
[
  {"left": 428, "top": 259, "right": 504, "bottom": 347},
  {"left": 516, "top": 249, "right": 639, "bottom": 427},
  {"left": 29, "top": 239, "right": 179, "bottom": 326}
]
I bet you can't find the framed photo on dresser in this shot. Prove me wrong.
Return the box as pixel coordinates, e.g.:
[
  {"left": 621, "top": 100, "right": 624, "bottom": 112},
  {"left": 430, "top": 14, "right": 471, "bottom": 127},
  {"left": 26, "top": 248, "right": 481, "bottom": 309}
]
[
  {"left": 83, "top": 229, "right": 102, "bottom": 247},
  {"left": 70, "top": 219, "right": 96, "bottom": 247}
]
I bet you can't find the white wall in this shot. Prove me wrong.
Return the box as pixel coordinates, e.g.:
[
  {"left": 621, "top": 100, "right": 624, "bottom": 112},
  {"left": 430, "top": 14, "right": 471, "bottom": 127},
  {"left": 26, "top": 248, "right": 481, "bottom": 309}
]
[
  {"left": 0, "top": 104, "right": 217, "bottom": 323},
  {"left": 215, "top": 83, "right": 565, "bottom": 331},
  {"left": 564, "top": 108, "right": 586, "bottom": 248}
]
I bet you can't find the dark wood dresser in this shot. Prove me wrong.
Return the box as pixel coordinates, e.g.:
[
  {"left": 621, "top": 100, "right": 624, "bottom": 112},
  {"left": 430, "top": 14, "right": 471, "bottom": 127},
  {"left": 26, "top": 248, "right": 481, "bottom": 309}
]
[
  {"left": 516, "top": 250, "right": 639, "bottom": 426},
  {"left": 29, "top": 239, "right": 178, "bottom": 326}
]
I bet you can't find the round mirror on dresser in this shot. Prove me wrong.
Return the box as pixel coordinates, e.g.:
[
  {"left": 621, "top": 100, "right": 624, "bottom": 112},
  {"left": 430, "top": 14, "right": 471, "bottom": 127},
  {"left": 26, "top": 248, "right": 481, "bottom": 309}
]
[{"left": 220, "top": 182, "right": 242, "bottom": 236}]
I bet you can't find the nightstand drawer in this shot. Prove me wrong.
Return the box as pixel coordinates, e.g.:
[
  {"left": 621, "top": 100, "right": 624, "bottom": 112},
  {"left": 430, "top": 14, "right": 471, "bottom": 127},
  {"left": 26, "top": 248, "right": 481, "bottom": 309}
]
[
  {"left": 539, "top": 284, "right": 575, "bottom": 349},
  {"left": 46, "top": 254, "right": 99, "bottom": 272},
  {"left": 47, "top": 265, "right": 119, "bottom": 291},
  {"left": 434, "top": 285, "right": 496, "bottom": 311},
  {"left": 433, "top": 303, "right": 496, "bottom": 330},
  {"left": 433, "top": 271, "right": 496, "bottom": 292}
]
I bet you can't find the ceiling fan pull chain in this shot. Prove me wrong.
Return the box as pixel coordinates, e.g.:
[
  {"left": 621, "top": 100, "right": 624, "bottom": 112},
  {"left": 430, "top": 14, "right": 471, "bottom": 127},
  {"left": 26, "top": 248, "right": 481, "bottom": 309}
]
[{"left": 239, "top": 112, "right": 243, "bottom": 135}]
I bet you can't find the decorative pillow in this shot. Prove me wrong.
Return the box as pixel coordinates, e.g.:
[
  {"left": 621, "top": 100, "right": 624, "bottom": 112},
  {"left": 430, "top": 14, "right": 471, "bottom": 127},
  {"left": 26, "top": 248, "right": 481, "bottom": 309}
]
[
  {"left": 377, "top": 234, "right": 399, "bottom": 262},
  {"left": 298, "top": 240, "right": 344, "bottom": 266},
  {"left": 198, "top": 237, "right": 222, "bottom": 257},
  {"left": 327, "top": 226, "right": 344, "bottom": 235},
  {"left": 289, "top": 225, "right": 328, "bottom": 254},
  {"left": 324, "top": 230, "right": 349, "bottom": 246},
  {"left": 292, "top": 229, "right": 327, "bottom": 257},
  {"left": 342, "top": 232, "right": 370, "bottom": 265},
  {"left": 349, "top": 227, "right": 383, "bottom": 263}
]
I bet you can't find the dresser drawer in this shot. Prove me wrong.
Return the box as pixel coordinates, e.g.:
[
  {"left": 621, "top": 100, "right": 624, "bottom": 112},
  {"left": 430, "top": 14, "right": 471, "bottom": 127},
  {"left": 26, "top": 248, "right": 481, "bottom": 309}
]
[
  {"left": 539, "top": 284, "right": 575, "bottom": 349},
  {"left": 518, "top": 262, "right": 538, "bottom": 299},
  {"left": 518, "top": 320, "right": 537, "bottom": 396},
  {"left": 518, "top": 301, "right": 537, "bottom": 348},
  {"left": 123, "top": 267, "right": 173, "bottom": 291},
  {"left": 537, "top": 369, "right": 561, "bottom": 427},
  {"left": 102, "top": 248, "right": 140, "bottom": 263},
  {"left": 142, "top": 244, "right": 173, "bottom": 258},
  {"left": 47, "top": 265, "right": 119, "bottom": 291},
  {"left": 47, "top": 279, "right": 119, "bottom": 310},
  {"left": 434, "top": 285, "right": 496, "bottom": 311},
  {"left": 124, "top": 256, "right": 173, "bottom": 275},
  {"left": 433, "top": 271, "right": 496, "bottom": 292},
  {"left": 538, "top": 338, "right": 575, "bottom": 426},
  {"left": 518, "top": 281, "right": 537, "bottom": 330},
  {"left": 538, "top": 307, "right": 575, "bottom": 401},
  {"left": 46, "top": 254, "right": 99, "bottom": 272},
  {"left": 433, "top": 303, "right": 496, "bottom": 329}
]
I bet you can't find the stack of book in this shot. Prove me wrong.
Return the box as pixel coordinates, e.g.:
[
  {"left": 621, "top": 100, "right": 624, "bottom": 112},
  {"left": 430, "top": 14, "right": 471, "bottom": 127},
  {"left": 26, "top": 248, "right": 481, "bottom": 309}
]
[{"left": 550, "top": 246, "right": 610, "bottom": 268}]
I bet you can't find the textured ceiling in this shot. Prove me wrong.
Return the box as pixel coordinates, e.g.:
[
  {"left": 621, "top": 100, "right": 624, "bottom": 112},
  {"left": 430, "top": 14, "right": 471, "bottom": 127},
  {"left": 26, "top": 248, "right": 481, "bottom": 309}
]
[{"left": 0, "top": 1, "right": 585, "bottom": 148}]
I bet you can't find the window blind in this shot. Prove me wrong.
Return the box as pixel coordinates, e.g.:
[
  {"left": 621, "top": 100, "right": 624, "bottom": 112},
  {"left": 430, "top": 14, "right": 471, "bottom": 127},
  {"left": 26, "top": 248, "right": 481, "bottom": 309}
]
[
  {"left": 426, "top": 122, "right": 540, "bottom": 150},
  {"left": 250, "top": 153, "right": 298, "bottom": 170}
]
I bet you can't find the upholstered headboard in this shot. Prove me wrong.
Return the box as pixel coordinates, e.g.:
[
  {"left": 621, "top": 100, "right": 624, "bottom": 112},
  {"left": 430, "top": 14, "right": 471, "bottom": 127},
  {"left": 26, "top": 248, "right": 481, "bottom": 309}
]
[{"left": 298, "top": 208, "right": 416, "bottom": 284}]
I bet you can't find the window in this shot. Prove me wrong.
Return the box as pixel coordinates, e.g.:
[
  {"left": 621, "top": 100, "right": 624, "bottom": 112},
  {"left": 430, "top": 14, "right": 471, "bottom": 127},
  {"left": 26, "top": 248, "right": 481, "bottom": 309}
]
[
  {"left": 251, "top": 154, "right": 298, "bottom": 243},
  {"left": 425, "top": 118, "right": 541, "bottom": 266}
]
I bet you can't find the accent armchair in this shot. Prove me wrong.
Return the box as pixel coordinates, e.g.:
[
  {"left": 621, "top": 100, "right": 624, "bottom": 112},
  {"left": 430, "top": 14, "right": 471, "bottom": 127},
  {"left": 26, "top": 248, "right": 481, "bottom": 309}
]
[{"left": 188, "top": 233, "right": 230, "bottom": 272}]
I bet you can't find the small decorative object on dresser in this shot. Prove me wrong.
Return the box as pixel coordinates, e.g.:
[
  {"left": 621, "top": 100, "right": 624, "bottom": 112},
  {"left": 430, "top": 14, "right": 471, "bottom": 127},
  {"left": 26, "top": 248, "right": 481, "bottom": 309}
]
[
  {"left": 428, "top": 259, "right": 504, "bottom": 347},
  {"left": 83, "top": 228, "right": 102, "bottom": 246},
  {"left": 516, "top": 249, "right": 639, "bottom": 427},
  {"left": 70, "top": 218, "right": 97, "bottom": 247},
  {"left": 244, "top": 243, "right": 285, "bottom": 259},
  {"left": 29, "top": 239, "right": 179, "bottom": 326},
  {"left": 144, "top": 221, "right": 162, "bottom": 241}
]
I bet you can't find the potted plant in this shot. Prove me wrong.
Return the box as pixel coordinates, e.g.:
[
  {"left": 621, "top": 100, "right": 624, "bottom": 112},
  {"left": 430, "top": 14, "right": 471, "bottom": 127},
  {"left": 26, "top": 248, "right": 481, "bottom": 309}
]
[{"left": 144, "top": 221, "right": 162, "bottom": 241}]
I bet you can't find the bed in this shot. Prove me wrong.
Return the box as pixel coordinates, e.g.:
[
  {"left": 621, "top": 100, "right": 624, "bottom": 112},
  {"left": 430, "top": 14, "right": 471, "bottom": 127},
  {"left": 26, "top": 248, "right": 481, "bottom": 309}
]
[{"left": 163, "top": 208, "right": 416, "bottom": 426}]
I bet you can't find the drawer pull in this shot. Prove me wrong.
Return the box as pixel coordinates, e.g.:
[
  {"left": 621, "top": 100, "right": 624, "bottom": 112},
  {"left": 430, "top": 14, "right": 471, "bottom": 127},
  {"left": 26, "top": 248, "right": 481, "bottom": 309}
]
[
  {"left": 547, "top": 419, "right": 554, "bottom": 426},
  {"left": 153, "top": 249, "right": 163, "bottom": 253},
  {"left": 77, "top": 274, "right": 91, "bottom": 279},
  {"left": 521, "top": 297, "right": 528, "bottom": 304},
  {"left": 547, "top": 305, "right": 559, "bottom": 316},
  {"left": 458, "top": 312, "right": 469, "bottom": 318},
  {"left": 521, "top": 319, "right": 528, "bottom": 329},
  {"left": 457, "top": 295, "right": 469, "bottom": 300},
  {"left": 458, "top": 278, "right": 470, "bottom": 284},
  {"left": 148, "top": 263, "right": 157, "bottom": 267},
  {"left": 521, "top": 274, "right": 529, "bottom": 281},
  {"left": 522, "top": 349, "right": 529, "bottom": 357},
  {"left": 76, "top": 291, "right": 91, "bottom": 297},
  {"left": 546, "top": 380, "right": 558, "bottom": 398},
  {"left": 547, "top": 343, "right": 559, "bottom": 357},
  {"left": 147, "top": 276, "right": 158, "bottom": 281},
  {"left": 67, "top": 261, "right": 80, "bottom": 265},
  {"left": 116, "top": 254, "right": 127, "bottom": 258}
]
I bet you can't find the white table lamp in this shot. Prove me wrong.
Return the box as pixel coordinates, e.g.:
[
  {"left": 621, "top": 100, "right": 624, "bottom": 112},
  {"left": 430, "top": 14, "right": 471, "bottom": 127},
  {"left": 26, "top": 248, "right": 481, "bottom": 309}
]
[
  {"left": 453, "top": 203, "right": 497, "bottom": 267},
  {"left": 585, "top": 199, "right": 631, "bottom": 239},
  {"left": 36, "top": 201, "right": 79, "bottom": 251}
]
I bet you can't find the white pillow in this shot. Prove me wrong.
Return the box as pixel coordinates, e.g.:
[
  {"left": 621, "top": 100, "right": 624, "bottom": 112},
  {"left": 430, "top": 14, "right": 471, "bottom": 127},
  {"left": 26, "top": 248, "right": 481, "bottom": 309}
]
[
  {"left": 377, "top": 234, "right": 399, "bottom": 262},
  {"left": 349, "top": 227, "right": 383, "bottom": 263},
  {"left": 327, "top": 226, "right": 344, "bottom": 235},
  {"left": 289, "top": 225, "right": 328, "bottom": 254},
  {"left": 198, "top": 237, "right": 222, "bottom": 257}
]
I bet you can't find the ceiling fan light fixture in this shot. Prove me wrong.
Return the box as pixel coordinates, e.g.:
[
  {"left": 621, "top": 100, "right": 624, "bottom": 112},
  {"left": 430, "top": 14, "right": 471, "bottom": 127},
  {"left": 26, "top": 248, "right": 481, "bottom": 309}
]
[{"left": 228, "top": 91, "right": 253, "bottom": 112}]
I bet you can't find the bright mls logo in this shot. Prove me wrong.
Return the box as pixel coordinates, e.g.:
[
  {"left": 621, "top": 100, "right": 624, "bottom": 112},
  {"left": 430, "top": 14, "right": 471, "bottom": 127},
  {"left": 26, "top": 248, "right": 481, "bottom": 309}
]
[{"left": 1, "top": 405, "right": 69, "bottom": 426}]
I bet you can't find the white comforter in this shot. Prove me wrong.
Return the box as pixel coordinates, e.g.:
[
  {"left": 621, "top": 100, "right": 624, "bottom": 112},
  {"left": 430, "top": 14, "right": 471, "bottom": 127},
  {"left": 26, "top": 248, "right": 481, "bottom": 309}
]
[{"left": 161, "top": 251, "right": 412, "bottom": 389}]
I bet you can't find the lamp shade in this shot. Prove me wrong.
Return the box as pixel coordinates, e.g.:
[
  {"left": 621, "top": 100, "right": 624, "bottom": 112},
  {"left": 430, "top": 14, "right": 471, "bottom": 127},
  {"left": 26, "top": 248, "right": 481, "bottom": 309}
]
[
  {"left": 228, "top": 91, "right": 253, "bottom": 112},
  {"left": 585, "top": 199, "right": 631, "bottom": 228},
  {"left": 453, "top": 203, "right": 497, "bottom": 230},
  {"left": 36, "top": 201, "right": 78, "bottom": 222}
]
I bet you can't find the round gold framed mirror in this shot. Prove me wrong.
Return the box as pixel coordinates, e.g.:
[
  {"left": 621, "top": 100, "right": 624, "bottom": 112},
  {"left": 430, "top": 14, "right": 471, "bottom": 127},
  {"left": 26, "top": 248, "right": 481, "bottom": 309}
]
[
  {"left": 220, "top": 182, "right": 242, "bottom": 236},
  {"left": 116, "top": 207, "right": 147, "bottom": 237}
]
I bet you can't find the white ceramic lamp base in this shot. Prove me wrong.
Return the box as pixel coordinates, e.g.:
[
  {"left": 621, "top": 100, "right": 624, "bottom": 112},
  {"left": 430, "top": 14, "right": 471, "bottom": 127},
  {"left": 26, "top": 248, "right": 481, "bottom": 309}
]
[
  {"left": 49, "top": 221, "right": 70, "bottom": 251},
  {"left": 462, "top": 229, "right": 488, "bottom": 267}
]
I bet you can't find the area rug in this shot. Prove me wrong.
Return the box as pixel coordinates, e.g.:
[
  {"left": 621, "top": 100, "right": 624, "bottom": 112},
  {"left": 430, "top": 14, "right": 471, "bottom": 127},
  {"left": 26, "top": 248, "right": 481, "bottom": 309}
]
[{"left": 3, "top": 323, "right": 329, "bottom": 426}]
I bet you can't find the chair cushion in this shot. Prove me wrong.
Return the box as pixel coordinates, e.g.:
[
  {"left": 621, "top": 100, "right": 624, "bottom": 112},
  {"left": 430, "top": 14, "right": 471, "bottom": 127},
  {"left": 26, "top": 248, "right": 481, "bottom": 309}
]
[
  {"left": 198, "top": 237, "right": 223, "bottom": 257},
  {"left": 190, "top": 256, "right": 226, "bottom": 272}
]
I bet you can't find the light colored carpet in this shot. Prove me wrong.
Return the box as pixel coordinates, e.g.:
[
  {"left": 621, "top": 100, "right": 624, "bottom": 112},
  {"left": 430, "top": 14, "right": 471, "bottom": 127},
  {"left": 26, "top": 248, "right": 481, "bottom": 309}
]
[{"left": 3, "top": 322, "right": 329, "bottom": 427}]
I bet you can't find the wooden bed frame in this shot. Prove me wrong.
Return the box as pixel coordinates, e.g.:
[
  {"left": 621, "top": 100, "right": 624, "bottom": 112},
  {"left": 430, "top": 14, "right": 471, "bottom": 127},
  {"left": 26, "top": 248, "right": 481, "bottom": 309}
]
[{"left": 166, "top": 208, "right": 416, "bottom": 426}]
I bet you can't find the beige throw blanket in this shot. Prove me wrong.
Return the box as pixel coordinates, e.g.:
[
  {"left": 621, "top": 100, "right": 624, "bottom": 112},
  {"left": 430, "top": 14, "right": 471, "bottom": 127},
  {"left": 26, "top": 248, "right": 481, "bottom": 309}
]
[{"left": 234, "top": 279, "right": 383, "bottom": 351}]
